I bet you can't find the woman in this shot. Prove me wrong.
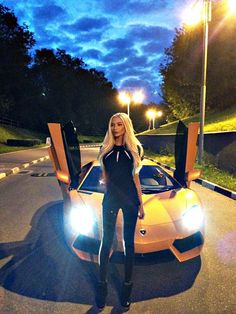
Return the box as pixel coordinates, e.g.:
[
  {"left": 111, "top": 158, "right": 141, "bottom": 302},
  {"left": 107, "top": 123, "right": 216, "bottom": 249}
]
[{"left": 96, "top": 112, "right": 145, "bottom": 310}]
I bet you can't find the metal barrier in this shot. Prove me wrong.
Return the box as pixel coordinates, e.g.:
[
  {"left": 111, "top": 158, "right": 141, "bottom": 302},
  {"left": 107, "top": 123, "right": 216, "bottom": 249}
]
[{"left": 0, "top": 117, "right": 20, "bottom": 127}]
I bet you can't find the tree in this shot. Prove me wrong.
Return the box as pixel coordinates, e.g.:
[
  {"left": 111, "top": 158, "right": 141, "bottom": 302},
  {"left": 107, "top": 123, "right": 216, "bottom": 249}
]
[
  {"left": 30, "top": 48, "right": 118, "bottom": 134},
  {"left": 160, "top": 0, "right": 236, "bottom": 119},
  {"left": 0, "top": 4, "right": 35, "bottom": 118}
]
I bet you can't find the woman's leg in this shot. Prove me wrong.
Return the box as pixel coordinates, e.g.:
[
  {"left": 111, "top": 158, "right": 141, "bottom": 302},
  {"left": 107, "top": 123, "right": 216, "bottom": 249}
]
[
  {"left": 98, "top": 207, "right": 119, "bottom": 282},
  {"left": 122, "top": 206, "right": 139, "bottom": 283}
]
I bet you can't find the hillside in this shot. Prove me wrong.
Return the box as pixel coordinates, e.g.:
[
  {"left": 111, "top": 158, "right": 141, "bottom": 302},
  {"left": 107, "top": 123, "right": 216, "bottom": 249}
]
[{"left": 138, "top": 107, "right": 236, "bottom": 135}]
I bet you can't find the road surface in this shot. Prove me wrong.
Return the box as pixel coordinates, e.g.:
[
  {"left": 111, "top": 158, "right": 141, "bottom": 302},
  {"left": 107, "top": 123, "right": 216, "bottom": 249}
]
[{"left": 0, "top": 146, "right": 236, "bottom": 314}]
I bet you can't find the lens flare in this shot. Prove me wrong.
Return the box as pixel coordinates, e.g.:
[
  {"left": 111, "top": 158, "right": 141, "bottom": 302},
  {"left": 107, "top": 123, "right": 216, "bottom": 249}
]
[
  {"left": 182, "top": 205, "right": 204, "bottom": 230},
  {"left": 70, "top": 205, "right": 95, "bottom": 235},
  {"left": 182, "top": 2, "right": 204, "bottom": 26},
  {"left": 228, "top": 0, "right": 236, "bottom": 13}
]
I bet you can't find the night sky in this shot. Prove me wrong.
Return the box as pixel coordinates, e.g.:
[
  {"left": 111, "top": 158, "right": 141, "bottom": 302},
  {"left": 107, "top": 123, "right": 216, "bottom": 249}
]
[{"left": 2, "top": 0, "right": 193, "bottom": 103}]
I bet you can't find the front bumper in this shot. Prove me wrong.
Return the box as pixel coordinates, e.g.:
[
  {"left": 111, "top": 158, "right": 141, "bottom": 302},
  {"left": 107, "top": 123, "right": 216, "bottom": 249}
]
[{"left": 71, "top": 229, "right": 204, "bottom": 263}]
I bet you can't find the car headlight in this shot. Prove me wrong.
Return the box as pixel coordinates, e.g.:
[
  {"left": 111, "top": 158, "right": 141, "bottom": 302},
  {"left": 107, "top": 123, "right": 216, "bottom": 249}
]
[
  {"left": 182, "top": 205, "right": 204, "bottom": 230},
  {"left": 69, "top": 205, "right": 95, "bottom": 235}
]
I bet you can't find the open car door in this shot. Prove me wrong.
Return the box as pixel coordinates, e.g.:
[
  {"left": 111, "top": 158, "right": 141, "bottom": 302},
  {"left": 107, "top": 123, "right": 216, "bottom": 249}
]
[
  {"left": 47, "top": 121, "right": 81, "bottom": 190},
  {"left": 174, "top": 121, "right": 201, "bottom": 187}
]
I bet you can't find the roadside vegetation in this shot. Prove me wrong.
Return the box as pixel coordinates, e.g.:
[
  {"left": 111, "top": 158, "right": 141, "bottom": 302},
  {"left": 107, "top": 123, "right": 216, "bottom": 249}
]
[
  {"left": 145, "top": 149, "right": 236, "bottom": 192},
  {"left": 1, "top": 124, "right": 235, "bottom": 192},
  {"left": 0, "top": 125, "right": 46, "bottom": 153},
  {"left": 138, "top": 106, "right": 236, "bottom": 135},
  {"left": 0, "top": 125, "right": 103, "bottom": 154}
]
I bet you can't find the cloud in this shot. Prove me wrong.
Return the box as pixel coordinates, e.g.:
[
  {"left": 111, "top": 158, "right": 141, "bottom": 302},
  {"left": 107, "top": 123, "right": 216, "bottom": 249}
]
[
  {"left": 101, "top": 48, "right": 137, "bottom": 63},
  {"left": 62, "top": 17, "right": 110, "bottom": 32},
  {"left": 32, "top": 4, "right": 66, "bottom": 22},
  {"left": 73, "top": 30, "right": 105, "bottom": 42},
  {"left": 103, "top": 53, "right": 150, "bottom": 85},
  {"left": 103, "top": 38, "right": 131, "bottom": 50},
  {"left": 127, "top": 24, "right": 174, "bottom": 42},
  {"left": 101, "top": 0, "right": 127, "bottom": 13},
  {"left": 119, "top": 77, "right": 162, "bottom": 103},
  {"left": 82, "top": 49, "right": 103, "bottom": 59},
  {"left": 141, "top": 41, "right": 167, "bottom": 54},
  {"left": 102, "top": 0, "right": 168, "bottom": 14},
  {"left": 128, "top": 0, "right": 169, "bottom": 14},
  {"left": 1, "top": 0, "right": 184, "bottom": 103},
  {"left": 105, "top": 54, "right": 148, "bottom": 75}
]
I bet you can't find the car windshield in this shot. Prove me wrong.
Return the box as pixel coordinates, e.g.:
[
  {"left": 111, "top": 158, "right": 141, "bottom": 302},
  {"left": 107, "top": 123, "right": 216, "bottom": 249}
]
[{"left": 78, "top": 165, "right": 181, "bottom": 194}]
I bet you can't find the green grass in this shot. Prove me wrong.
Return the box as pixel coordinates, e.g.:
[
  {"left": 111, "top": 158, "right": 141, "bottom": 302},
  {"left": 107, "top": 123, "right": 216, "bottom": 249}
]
[
  {"left": 0, "top": 143, "right": 47, "bottom": 154},
  {"left": 145, "top": 149, "right": 236, "bottom": 192},
  {"left": 0, "top": 125, "right": 103, "bottom": 154},
  {"left": 138, "top": 107, "right": 236, "bottom": 135},
  {"left": 78, "top": 135, "right": 103, "bottom": 143},
  {"left": 0, "top": 125, "right": 47, "bottom": 141},
  {"left": 0, "top": 125, "right": 48, "bottom": 154}
]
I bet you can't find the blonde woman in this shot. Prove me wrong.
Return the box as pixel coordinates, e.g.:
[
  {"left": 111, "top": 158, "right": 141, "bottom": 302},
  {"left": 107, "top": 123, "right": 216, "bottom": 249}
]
[{"left": 96, "top": 112, "right": 144, "bottom": 310}]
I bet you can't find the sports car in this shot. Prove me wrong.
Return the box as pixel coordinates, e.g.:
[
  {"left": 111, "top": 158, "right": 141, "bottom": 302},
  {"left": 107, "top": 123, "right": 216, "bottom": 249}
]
[{"left": 47, "top": 121, "right": 205, "bottom": 263}]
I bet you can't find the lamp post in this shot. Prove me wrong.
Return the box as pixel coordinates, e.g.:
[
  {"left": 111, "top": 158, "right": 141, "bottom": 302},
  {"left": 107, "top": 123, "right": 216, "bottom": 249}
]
[
  {"left": 118, "top": 91, "right": 131, "bottom": 117},
  {"left": 146, "top": 110, "right": 163, "bottom": 130},
  {"left": 183, "top": 0, "right": 236, "bottom": 163},
  {"left": 146, "top": 110, "right": 155, "bottom": 130},
  {"left": 198, "top": 0, "right": 211, "bottom": 164},
  {"left": 118, "top": 90, "right": 144, "bottom": 117}
]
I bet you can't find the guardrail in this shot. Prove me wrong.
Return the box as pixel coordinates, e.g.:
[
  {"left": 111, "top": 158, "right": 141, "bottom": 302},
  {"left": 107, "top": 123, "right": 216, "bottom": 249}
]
[{"left": 0, "top": 117, "right": 20, "bottom": 127}]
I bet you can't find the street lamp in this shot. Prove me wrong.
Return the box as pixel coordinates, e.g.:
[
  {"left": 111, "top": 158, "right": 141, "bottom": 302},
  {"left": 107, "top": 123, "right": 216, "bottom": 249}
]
[
  {"left": 146, "top": 110, "right": 163, "bottom": 130},
  {"left": 183, "top": 0, "right": 235, "bottom": 164},
  {"left": 118, "top": 90, "right": 145, "bottom": 117},
  {"left": 146, "top": 110, "right": 155, "bottom": 130},
  {"left": 199, "top": 0, "right": 211, "bottom": 164},
  {"left": 156, "top": 110, "right": 163, "bottom": 128},
  {"left": 183, "top": 0, "right": 211, "bottom": 164},
  {"left": 228, "top": 0, "right": 236, "bottom": 13}
]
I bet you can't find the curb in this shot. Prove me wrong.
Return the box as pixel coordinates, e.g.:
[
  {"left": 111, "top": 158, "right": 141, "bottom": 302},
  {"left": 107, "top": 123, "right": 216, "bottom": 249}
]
[
  {"left": 0, "top": 156, "right": 50, "bottom": 180},
  {"left": 0, "top": 144, "right": 100, "bottom": 181},
  {"left": 146, "top": 157, "right": 236, "bottom": 201},
  {"left": 1, "top": 146, "right": 235, "bottom": 201}
]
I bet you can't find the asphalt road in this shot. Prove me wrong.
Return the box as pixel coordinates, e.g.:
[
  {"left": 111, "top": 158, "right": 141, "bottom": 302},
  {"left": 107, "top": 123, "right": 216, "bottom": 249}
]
[{"left": 0, "top": 147, "right": 236, "bottom": 314}]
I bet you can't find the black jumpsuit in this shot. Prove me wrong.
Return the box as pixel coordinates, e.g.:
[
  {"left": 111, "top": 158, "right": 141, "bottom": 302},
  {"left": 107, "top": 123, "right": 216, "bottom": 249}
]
[{"left": 99, "top": 144, "right": 140, "bottom": 283}]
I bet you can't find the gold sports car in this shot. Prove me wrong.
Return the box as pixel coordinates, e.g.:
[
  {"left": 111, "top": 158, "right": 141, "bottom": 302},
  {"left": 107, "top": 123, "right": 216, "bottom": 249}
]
[{"left": 47, "top": 121, "right": 205, "bottom": 263}]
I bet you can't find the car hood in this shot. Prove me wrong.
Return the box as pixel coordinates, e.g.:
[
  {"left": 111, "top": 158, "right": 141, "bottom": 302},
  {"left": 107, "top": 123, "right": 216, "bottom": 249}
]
[{"left": 75, "top": 188, "right": 201, "bottom": 225}]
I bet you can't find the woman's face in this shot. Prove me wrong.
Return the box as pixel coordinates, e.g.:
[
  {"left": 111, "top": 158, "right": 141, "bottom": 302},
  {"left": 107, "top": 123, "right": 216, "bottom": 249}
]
[{"left": 111, "top": 116, "right": 125, "bottom": 139}]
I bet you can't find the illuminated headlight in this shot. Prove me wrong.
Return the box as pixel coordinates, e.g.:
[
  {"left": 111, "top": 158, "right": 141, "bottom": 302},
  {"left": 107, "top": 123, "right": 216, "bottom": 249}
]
[
  {"left": 182, "top": 205, "right": 204, "bottom": 230},
  {"left": 69, "top": 205, "right": 95, "bottom": 235}
]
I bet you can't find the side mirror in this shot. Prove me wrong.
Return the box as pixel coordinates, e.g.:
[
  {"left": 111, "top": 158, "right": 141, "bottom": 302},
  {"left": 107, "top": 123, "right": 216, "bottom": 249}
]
[{"left": 185, "top": 169, "right": 202, "bottom": 187}]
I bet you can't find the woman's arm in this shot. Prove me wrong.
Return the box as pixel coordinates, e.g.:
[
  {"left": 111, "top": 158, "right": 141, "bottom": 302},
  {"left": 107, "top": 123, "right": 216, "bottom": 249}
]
[
  {"left": 100, "top": 169, "right": 107, "bottom": 185},
  {"left": 133, "top": 173, "right": 145, "bottom": 219}
]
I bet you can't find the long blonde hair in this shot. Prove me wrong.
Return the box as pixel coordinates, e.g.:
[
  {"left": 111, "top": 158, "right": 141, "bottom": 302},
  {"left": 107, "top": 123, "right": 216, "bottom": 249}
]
[{"left": 98, "top": 112, "right": 144, "bottom": 175}]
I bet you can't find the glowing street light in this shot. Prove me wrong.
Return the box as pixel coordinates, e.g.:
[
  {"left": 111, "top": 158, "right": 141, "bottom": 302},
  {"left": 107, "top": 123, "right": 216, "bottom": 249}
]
[
  {"left": 182, "top": 0, "right": 212, "bottom": 164},
  {"left": 118, "top": 89, "right": 145, "bottom": 117},
  {"left": 182, "top": 0, "right": 235, "bottom": 164},
  {"left": 146, "top": 110, "right": 155, "bottom": 130},
  {"left": 146, "top": 110, "right": 163, "bottom": 130},
  {"left": 182, "top": 2, "right": 204, "bottom": 26},
  {"left": 228, "top": 0, "right": 236, "bottom": 13}
]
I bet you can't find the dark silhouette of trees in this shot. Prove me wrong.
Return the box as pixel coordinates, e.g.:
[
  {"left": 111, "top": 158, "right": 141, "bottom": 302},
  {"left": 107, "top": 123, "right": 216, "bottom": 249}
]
[
  {"left": 160, "top": 1, "right": 236, "bottom": 120},
  {"left": 0, "top": 4, "right": 150, "bottom": 134},
  {"left": 0, "top": 4, "right": 35, "bottom": 118},
  {"left": 30, "top": 48, "right": 118, "bottom": 133}
]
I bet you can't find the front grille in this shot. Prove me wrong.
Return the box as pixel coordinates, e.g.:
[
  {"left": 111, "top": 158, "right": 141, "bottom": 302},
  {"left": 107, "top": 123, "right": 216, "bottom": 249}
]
[
  {"left": 73, "top": 235, "right": 101, "bottom": 255},
  {"left": 173, "top": 231, "right": 204, "bottom": 253}
]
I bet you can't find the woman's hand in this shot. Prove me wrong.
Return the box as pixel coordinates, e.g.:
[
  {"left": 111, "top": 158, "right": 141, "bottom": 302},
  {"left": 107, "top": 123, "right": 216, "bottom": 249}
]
[{"left": 138, "top": 204, "right": 145, "bottom": 219}]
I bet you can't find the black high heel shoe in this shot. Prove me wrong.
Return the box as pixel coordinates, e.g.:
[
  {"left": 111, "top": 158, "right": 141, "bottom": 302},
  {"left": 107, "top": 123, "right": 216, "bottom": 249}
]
[
  {"left": 95, "top": 281, "right": 108, "bottom": 310},
  {"left": 121, "top": 281, "right": 133, "bottom": 311}
]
